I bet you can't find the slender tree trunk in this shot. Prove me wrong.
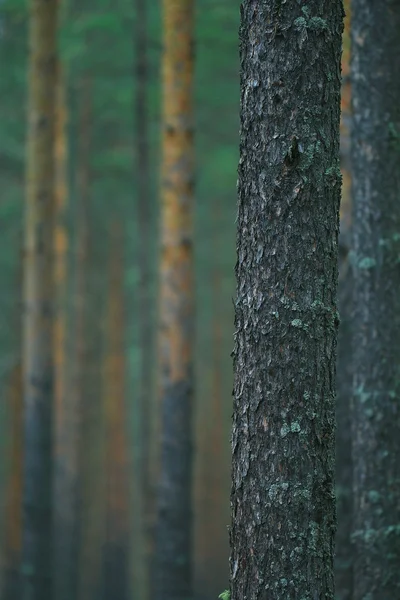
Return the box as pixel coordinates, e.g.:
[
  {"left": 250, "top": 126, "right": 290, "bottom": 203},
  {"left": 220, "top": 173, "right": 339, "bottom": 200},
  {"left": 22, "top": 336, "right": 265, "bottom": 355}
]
[
  {"left": 52, "top": 60, "right": 77, "bottom": 600},
  {"left": 230, "top": 2, "right": 343, "bottom": 599},
  {"left": 1, "top": 363, "right": 23, "bottom": 600},
  {"left": 22, "top": 1, "right": 58, "bottom": 598},
  {"left": 103, "top": 221, "right": 130, "bottom": 600},
  {"left": 351, "top": 1, "right": 400, "bottom": 597},
  {"left": 335, "top": 5, "right": 353, "bottom": 599},
  {"left": 74, "top": 77, "right": 103, "bottom": 600},
  {"left": 74, "top": 80, "right": 90, "bottom": 600},
  {"left": 134, "top": 0, "right": 153, "bottom": 596},
  {"left": 154, "top": 1, "right": 195, "bottom": 598}
]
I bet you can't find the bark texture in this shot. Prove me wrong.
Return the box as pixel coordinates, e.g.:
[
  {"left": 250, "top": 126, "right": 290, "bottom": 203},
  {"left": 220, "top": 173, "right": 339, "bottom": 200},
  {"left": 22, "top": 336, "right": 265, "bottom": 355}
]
[
  {"left": 351, "top": 1, "right": 400, "bottom": 597},
  {"left": 231, "top": 2, "right": 343, "bottom": 599},
  {"left": 22, "top": 1, "right": 58, "bottom": 598},
  {"left": 154, "top": 1, "right": 195, "bottom": 599}
]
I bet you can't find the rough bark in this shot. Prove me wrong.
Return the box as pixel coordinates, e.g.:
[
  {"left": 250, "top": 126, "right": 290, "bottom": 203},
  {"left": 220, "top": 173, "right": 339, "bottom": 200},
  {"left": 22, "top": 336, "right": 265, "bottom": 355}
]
[
  {"left": 230, "top": 2, "right": 343, "bottom": 599},
  {"left": 103, "top": 221, "right": 130, "bottom": 600},
  {"left": 52, "top": 60, "right": 78, "bottom": 600},
  {"left": 350, "top": 1, "right": 400, "bottom": 597},
  {"left": 154, "top": 1, "right": 195, "bottom": 599},
  {"left": 21, "top": 1, "right": 58, "bottom": 598}
]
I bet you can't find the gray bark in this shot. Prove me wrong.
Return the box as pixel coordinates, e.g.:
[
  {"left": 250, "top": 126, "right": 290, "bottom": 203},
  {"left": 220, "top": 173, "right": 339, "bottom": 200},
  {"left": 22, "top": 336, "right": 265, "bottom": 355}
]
[{"left": 230, "top": 1, "right": 343, "bottom": 598}]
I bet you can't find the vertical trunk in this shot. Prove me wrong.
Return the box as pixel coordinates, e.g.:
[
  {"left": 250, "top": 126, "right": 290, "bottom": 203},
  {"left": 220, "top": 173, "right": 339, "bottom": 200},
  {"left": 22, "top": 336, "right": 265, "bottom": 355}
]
[
  {"left": 154, "top": 1, "right": 195, "bottom": 599},
  {"left": 103, "top": 221, "right": 130, "bottom": 600},
  {"left": 74, "top": 81, "right": 90, "bottom": 600},
  {"left": 1, "top": 363, "right": 23, "bottom": 600},
  {"left": 134, "top": 1, "right": 153, "bottom": 596},
  {"left": 22, "top": 1, "right": 58, "bottom": 599},
  {"left": 335, "top": 3, "right": 353, "bottom": 598},
  {"left": 53, "top": 60, "right": 77, "bottom": 600},
  {"left": 351, "top": 1, "right": 400, "bottom": 598},
  {"left": 230, "top": 2, "right": 343, "bottom": 599},
  {"left": 73, "top": 77, "right": 102, "bottom": 600},
  {"left": 209, "top": 262, "right": 229, "bottom": 593}
]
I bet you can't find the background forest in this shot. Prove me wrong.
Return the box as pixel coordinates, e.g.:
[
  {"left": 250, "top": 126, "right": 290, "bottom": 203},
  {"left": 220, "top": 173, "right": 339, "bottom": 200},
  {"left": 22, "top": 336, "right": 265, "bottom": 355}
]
[{"left": 0, "top": 1, "right": 357, "bottom": 600}]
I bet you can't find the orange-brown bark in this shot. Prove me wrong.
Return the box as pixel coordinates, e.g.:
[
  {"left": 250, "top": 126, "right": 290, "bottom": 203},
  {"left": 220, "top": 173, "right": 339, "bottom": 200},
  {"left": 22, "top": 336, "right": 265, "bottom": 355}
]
[
  {"left": 159, "top": 0, "right": 194, "bottom": 403},
  {"left": 22, "top": 1, "right": 58, "bottom": 598},
  {"left": 155, "top": 1, "right": 195, "bottom": 598}
]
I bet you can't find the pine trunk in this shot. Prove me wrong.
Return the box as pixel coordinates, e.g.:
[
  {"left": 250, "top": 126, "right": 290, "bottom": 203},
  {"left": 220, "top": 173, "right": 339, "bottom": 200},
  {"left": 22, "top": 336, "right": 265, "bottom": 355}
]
[
  {"left": 335, "top": 4, "right": 353, "bottom": 597},
  {"left": 74, "top": 77, "right": 104, "bottom": 600},
  {"left": 74, "top": 80, "right": 90, "bottom": 600},
  {"left": 134, "top": 0, "right": 153, "bottom": 596},
  {"left": 230, "top": 2, "right": 343, "bottom": 599},
  {"left": 154, "top": 0, "right": 195, "bottom": 598},
  {"left": 1, "top": 363, "right": 23, "bottom": 600},
  {"left": 103, "top": 221, "right": 130, "bottom": 600},
  {"left": 52, "top": 60, "right": 77, "bottom": 600},
  {"left": 22, "top": 1, "right": 58, "bottom": 598},
  {"left": 351, "top": 1, "right": 400, "bottom": 597}
]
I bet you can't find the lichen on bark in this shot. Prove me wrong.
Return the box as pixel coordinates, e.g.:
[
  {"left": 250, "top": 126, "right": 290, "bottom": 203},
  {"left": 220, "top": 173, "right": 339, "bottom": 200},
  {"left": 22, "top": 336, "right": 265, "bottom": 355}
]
[{"left": 230, "top": 1, "right": 344, "bottom": 598}]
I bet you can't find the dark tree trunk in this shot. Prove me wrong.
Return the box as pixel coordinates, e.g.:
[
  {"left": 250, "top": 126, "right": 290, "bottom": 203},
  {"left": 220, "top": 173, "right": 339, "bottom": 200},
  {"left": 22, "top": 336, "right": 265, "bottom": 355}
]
[
  {"left": 22, "top": 2, "right": 58, "bottom": 599},
  {"left": 230, "top": 2, "right": 343, "bottom": 599},
  {"left": 350, "top": 1, "right": 400, "bottom": 598},
  {"left": 154, "top": 1, "right": 195, "bottom": 599},
  {"left": 103, "top": 221, "right": 130, "bottom": 600}
]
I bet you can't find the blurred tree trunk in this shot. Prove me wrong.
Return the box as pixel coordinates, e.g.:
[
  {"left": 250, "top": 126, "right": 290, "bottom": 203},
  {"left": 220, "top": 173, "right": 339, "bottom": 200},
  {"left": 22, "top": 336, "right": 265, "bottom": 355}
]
[
  {"left": 134, "top": 0, "right": 153, "bottom": 596},
  {"left": 74, "top": 79, "right": 91, "bottom": 600},
  {"left": 103, "top": 221, "right": 130, "bottom": 600},
  {"left": 1, "top": 363, "right": 23, "bottom": 600},
  {"left": 52, "top": 60, "right": 78, "bottom": 600},
  {"left": 21, "top": 1, "right": 58, "bottom": 599},
  {"left": 351, "top": 1, "right": 400, "bottom": 597},
  {"left": 335, "top": 3, "right": 353, "bottom": 599},
  {"left": 230, "top": 2, "right": 343, "bottom": 599},
  {"left": 209, "top": 261, "right": 228, "bottom": 591},
  {"left": 154, "top": 1, "right": 195, "bottom": 599},
  {"left": 74, "top": 77, "right": 105, "bottom": 600}
]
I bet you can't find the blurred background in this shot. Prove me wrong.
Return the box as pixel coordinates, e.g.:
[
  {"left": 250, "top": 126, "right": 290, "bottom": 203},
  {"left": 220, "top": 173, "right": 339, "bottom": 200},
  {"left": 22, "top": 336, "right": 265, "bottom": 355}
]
[{"left": 0, "top": 1, "right": 352, "bottom": 600}]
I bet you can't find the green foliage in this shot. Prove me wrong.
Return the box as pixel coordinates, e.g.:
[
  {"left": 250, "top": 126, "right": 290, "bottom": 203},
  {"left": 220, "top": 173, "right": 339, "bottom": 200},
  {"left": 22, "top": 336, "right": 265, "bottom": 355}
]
[{"left": 219, "top": 590, "right": 230, "bottom": 600}]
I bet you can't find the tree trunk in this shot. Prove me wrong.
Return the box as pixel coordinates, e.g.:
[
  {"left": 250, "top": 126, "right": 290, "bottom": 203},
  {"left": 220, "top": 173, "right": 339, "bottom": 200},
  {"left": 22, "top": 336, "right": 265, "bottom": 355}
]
[
  {"left": 230, "top": 2, "right": 343, "bottom": 599},
  {"left": 74, "top": 77, "right": 104, "bottom": 600},
  {"left": 1, "top": 363, "right": 23, "bottom": 600},
  {"left": 52, "top": 60, "right": 77, "bottom": 600},
  {"left": 74, "top": 80, "right": 91, "bottom": 600},
  {"left": 22, "top": 1, "right": 58, "bottom": 598},
  {"left": 351, "top": 1, "right": 400, "bottom": 597},
  {"left": 103, "top": 221, "right": 130, "bottom": 600},
  {"left": 134, "top": 0, "right": 153, "bottom": 596},
  {"left": 154, "top": 1, "right": 195, "bottom": 599},
  {"left": 335, "top": 4, "right": 353, "bottom": 598}
]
